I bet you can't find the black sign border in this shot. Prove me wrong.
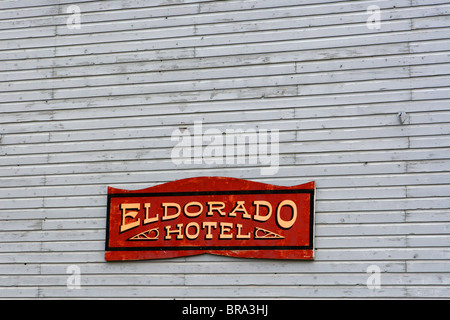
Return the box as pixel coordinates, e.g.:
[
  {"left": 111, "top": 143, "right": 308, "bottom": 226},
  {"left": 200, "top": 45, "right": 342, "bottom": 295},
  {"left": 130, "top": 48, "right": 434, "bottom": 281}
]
[{"left": 106, "top": 189, "right": 315, "bottom": 252}]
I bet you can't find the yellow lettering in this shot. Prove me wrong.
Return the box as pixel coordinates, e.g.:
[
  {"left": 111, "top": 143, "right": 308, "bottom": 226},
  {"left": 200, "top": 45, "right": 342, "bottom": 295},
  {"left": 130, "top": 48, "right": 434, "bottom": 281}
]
[
  {"left": 219, "top": 222, "right": 233, "bottom": 239},
  {"left": 228, "top": 201, "right": 251, "bottom": 219},
  {"left": 184, "top": 202, "right": 203, "bottom": 218},
  {"left": 120, "top": 203, "right": 141, "bottom": 233},
  {"left": 185, "top": 222, "right": 200, "bottom": 240},
  {"left": 164, "top": 223, "right": 184, "bottom": 240},
  {"left": 207, "top": 201, "right": 226, "bottom": 217},
  {"left": 161, "top": 203, "right": 181, "bottom": 221},
  {"left": 143, "top": 203, "right": 158, "bottom": 225},
  {"left": 202, "top": 221, "right": 218, "bottom": 239},
  {"left": 276, "top": 200, "right": 297, "bottom": 229},
  {"left": 235, "top": 223, "right": 251, "bottom": 239},
  {"left": 253, "top": 201, "right": 272, "bottom": 222}
]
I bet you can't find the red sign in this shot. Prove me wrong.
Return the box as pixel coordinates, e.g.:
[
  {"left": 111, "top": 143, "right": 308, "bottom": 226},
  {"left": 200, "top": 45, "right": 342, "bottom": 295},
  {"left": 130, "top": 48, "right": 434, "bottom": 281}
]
[{"left": 105, "top": 177, "right": 315, "bottom": 261}]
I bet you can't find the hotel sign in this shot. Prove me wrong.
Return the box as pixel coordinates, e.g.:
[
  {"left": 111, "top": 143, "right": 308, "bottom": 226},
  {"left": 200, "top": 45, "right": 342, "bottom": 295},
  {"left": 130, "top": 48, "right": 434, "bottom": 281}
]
[{"left": 105, "top": 177, "right": 315, "bottom": 261}]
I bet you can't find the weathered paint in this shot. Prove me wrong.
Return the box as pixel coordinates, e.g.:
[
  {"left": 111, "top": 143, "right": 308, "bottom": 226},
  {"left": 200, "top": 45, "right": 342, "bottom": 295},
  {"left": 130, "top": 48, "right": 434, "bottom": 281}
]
[{"left": 105, "top": 177, "right": 315, "bottom": 261}]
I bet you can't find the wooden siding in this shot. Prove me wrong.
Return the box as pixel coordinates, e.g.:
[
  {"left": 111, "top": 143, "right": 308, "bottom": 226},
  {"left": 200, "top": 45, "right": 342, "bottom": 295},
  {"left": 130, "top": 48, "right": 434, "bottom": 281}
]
[{"left": 0, "top": 0, "right": 449, "bottom": 298}]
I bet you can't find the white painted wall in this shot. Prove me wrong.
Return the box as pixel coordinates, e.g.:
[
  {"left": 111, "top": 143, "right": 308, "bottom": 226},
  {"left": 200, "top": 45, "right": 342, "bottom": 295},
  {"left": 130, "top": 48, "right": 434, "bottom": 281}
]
[{"left": 0, "top": 0, "right": 449, "bottom": 298}]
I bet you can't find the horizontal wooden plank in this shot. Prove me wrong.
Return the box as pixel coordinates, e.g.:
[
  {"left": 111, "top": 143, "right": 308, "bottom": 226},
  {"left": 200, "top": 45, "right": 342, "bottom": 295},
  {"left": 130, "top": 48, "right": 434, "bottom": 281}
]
[
  {"left": 0, "top": 288, "right": 38, "bottom": 298},
  {"left": 197, "top": 0, "right": 400, "bottom": 15},
  {"left": 318, "top": 198, "right": 450, "bottom": 212},
  {"left": 316, "top": 222, "right": 450, "bottom": 237},
  {"left": 0, "top": 166, "right": 414, "bottom": 193},
  {"left": 0, "top": 63, "right": 296, "bottom": 91},
  {"left": 39, "top": 260, "right": 406, "bottom": 275},
  {"left": 41, "top": 218, "right": 105, "bottom": 231},
  {"left": 0, "top": 0, "right": 399, "bottom": 27},
  {"left": 0, "top": 242, "right": 43, "bottom": 253},
  {"left": 2, "top": 97, "right": 448, "bottom": 128},
  {"left": 185, "top": 273, "right": 450, "bottom": 286},
  {"left": 0, "top": 240, "right": 102, "bottom": 253},
  {"left": 268, "top": 173, "right": 450, "bottom": 189},
  {"left": 0, "top": 87, "right": 415, "bottom": 116},
  {"left": 315, "top": 248, "right": 450, "bottom": 261},
  {"left": 0, "top": 160, "right": 412, "bottom": 188},
  {"left": 0, "top": 66, "right": 416, "bottom": 99},
  {"left": 1, "top": 114, "right": 448, "bottom": 148},
  {"left": 0, "top": 1, "right": 200, "bottom": 21},
  {"left": 1, "top": 62, "right": 440, "bottom": 95},
  {"left": 58, "top": 4, "right": 450, "bottom": 37},
  {"left": 0, "top": 230, "right": 105, "bottom": 243},
  {"left": 0, "top": 22, "right": 433, "bottom": 61},
  {"left": 407, "top": 235, "right": 450, "bottom": 247},
  {"left": 407, "top": 261, "right": 450, "bottom": 272},
  {"left": 406, "top": 209, "right": 450, "bottom": 222},
  {"left": 0, "top": 5, "right": 59, "bottom": 20},
  {"left": 407, "top": 185, "right": 450, "bottom": 197},
  {"left": 0, "top": 274, "right": 185, "bottom": 287},
  {"left": 296, "top": 148, "right": 450, "bottom": 166},
  {"left": 7, "top": 125, "right": 446, "bottom": 162},
  {"left": 0, "top": 18, "right": 410, "bottom": 51},
  {"left": 317, "top": 235, "right": 407, "bottom": 248},
  {"left": 0, "top": 219, "right": 42, "bottom": 231},
  {"left": 0, "top": 263, "right": 40, "bottom": 275},
  {"left": 412, "top": 87, "right": 450, "bottom": 100},
  {"left": 3, "top": 234, "right": 434, "bottom": 253},
  {"left": 5, "top": 248, "right": 448, "bottom": 264},
  {"left": 2, "top": 170, "right": 448, "bottom": 191},
  {"left": 0, "top": 134, "right": 410, "bottom": 157},
  {"left": 0, "top": 0, "right": 98, "bottom": 10},
  {"left": 2, "top": 272, "right": 450, "bottom": 288},
  {"left": 1, "top": 73, "right": 447, "bottom": 105},
  {"left": 3, "top": 49, "right": 447, "bottom": 83},
  {"left": 0, "top": 174, "right": 439, "bottom": 199},
  {"left": 1, "top": 220, "right": 449, "bottom": 245},
  {"left": 4, "top": 99, "right": 447, "bottom": 131},
  {"left": 35, "top": 285, "right": 411, "bottom": 299},
  {"left": 195, "top": 28, "right": 450, "bottom": 58},
  {"left": 410, "top": 135, "right": 450, "bottom": 148},
  {"left": 0, "top": 42, "right": 411, "bottom": 72},
  {"left": 0, "top": 207, "right": 102, "bottom": 221},
  {"left": 11, "top": 284, "right": 444, "bottom": 299}
]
